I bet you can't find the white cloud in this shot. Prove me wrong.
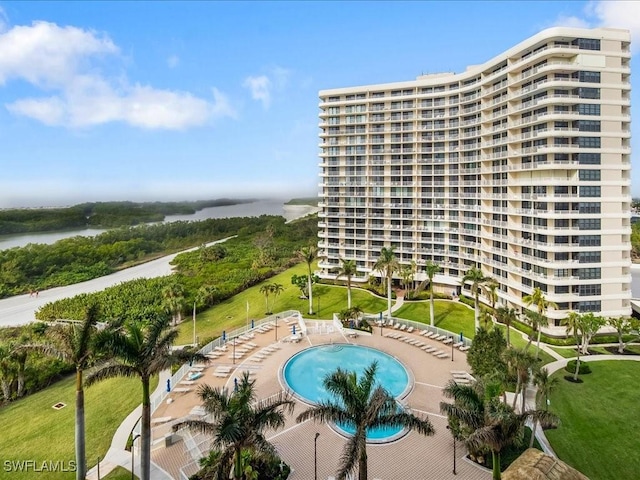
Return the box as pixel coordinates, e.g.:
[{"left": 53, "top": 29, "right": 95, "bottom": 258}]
[
  {"left": 0, "top": 21, "right": 236, "bottom": 129},
  {"left": 552, "top": 1, "right": 640, "bottom": 52},
  {"left": 243, "top": 75, "right": 272, "bottom": 108},
  {"left": 167, "top": 54, "right": 179, "bottom": 68}
]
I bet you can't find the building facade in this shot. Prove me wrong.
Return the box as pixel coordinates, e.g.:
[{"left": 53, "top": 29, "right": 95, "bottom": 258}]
[{"left": 317, "top": 27, "right": 632, "bottom": 329}]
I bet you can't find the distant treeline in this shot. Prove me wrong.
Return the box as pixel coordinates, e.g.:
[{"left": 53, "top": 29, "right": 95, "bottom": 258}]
[
  {"left": 0, "top": 198, "right": 256, "bottom": 234},
  {"left": 0, "top": 214, "right": 304, "bottom": 298}
]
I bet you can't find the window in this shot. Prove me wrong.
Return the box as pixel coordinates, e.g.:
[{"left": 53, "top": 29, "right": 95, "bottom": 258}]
[
  {"left": 578, "top": 153, "right": 601, "bottom": 165},
  {"left": 579, "top": 251, "right": 601, "bottom": 263},
  {"left": 578, "top": 104, "right": 600, "bottom": 116},
  {"left": 579, "top": 301, "right": 601, "bottom": 312},
  {"left": 579, "top": 268, "right": 601, "bottom": 279},
  {"left": 577, "top": 137, "right": 601, "bottom": 148},
  {"left": 556, "top": 285, "right": 569, "bottom": 294},
  {"left": 578, "top": 120, "right": 601, "bottom": 132},
  {"left": 579, "top": 186, "right": 601, "bottom": 197},
  {"left": 578, "top": 218, "right": 601, "bottom": 230},
  {"left": 579, "top": 235, "right": 601, "bottom": 246},
  {"left": 575, "top": 38, "right": 600, "bottom": 50},
  {"left": 579, "top": 284, "right": 601, "bottom": 296},
  {"left": 578, "top": 87, "right": 600, "bottom": 99},
  {"left": 578, "top": 71, "right": 601, "bottom": 83},
  {"left": 579, "top": 170, "right": 601, "bottom": 181},
  {"left": 579, "top": 202, "right": 601, "bottom": 214}
]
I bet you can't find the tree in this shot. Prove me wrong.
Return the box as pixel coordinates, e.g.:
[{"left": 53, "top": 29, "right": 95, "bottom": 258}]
[
  {"left": 530, "top": 367, "right": 559, "bottom": 447},
  {"left": 441, "top": 379, "right": 557, "bottom": 480},
  {"left": 297, "top": 246, "right": 318, "bottom": 315},
  {"left": 196, "top": 284, "right": 218, "bottom": 309},
  {"left": 502, "top": 347, "right": 536, "bottom": 412},
  {"left": 87, "top": 315, "right": 205, "bottom": 480},
  {"left": 374, "top": 247, "right": 399, "bottom": 321},
  {"left": 608, "top": 316, "right": 640, "bottom": 354},
  {"left": 173, "top": 372, "right": 294, "bottom": 480},
  {"left": 270, "top": 283, "right": 284, "bottom": 313},
  {"left": 259, "top": 284, "right": 273, "bottom": 315},
  {"left": 484, "top": 279, "right": 500, "bottom": 318},
  {"left": 338, "top": 305, "right": 364, "bottom": 329},
  {"left": 162, "top": 281, "right": 185, "bottom": 325},
  {"left": 578, "top": 312, "right": 606, "bottom": 355},
  {"left": 562, "top": 311, "right": 583, "bottom": 382},
  {"left": 467, "top": 327, "right": 507, "bottom": 379},
  {"left": 297, "top": 361, "right": 434, "bottom": 480},
  {"left": 424, "top": 261, "right": 441, "bottom": 327},
  {"left": 495, "top": 306, "right": 517, "bottom": 347},
  {"left": 0, "top": 344, "right": 15, "bottom": 402},
  {"left": 398, "top": 261, "right": 416, "bottom": 298},
  {"left": 462, "top": 267, "right": 489, "bottom": 331},
  {"left": 336, "top": 258, "right": 358, "bottom": 309},
  {"left": 22, "top": 304, "right": 101, "bottom": 480},
  {"left": 522, "top": 287, "right": 557, "bottom": 360}
]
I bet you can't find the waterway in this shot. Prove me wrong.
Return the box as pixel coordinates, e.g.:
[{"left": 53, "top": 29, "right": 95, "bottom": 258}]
[{"left": 0, "top": 199, "right": 317, "bottom": 251}]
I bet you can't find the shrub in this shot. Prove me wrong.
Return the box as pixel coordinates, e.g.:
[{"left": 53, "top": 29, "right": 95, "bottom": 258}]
[{"left": 565, "top": 360, "right": 591, "bottom": 375}]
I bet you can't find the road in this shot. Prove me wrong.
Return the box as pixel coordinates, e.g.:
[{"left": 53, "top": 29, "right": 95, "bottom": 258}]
[{"left": 0, "top": 237, "right": 234, "bottom": 327}]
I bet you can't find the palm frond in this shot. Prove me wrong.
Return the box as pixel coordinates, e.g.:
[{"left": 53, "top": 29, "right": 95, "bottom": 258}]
[
  {"left": 336, "top": 434, "right": 360, "bottom": 480},
  {"left": 172, "top": 419, "right": 217, "bottom": 436},
  {"left": 296, "top": 402, "right": 352, "bottom": 425},
  {"left": 85, "top": 362, "right": 138, "bottom": 387}
]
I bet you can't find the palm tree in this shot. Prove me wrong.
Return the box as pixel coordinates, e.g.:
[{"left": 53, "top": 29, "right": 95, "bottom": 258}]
[
  {"left": 162, "top": 281, "right": 185, "bottom": 325},
  {"left": 297, "top": 361, "right": 434, "bottom": 480},
  {"left": 484, "top": 279, "right": 500, "bottom": 318},
  {"left": 502, "top": 347, "right": 536, "bottom": 412},
  {"left": 530, "top": 367, "right": 559, "bottom": 447},
  {"left": 424, "top": 261, "right": 441, "bottom": 327},
  {"left": 0, "top": 344, "right": 15, "bottom": 402},
  {"left": 87, "top": 315, "right": 205, "bottom": 480},
  {"left": 523, "top": 287, "right": 557, "bottom": 359},
  {"left": 259, "top": 284, "right": 273, "bottom": 315},
  {"left": 494, "top": 306, "right": 517, "bottom": 347},
  {"left": 298, "top": 245, "right": 318, "bottom": 315},
  {"left": 336, "top": 258, "right": 358, "bottom": 309},
  {"left": 173, "top": 372, "right": 294, "bottom": 480},
  {"left": 562, "top": 311, "right": 583, "bottom": 382},
  {"left": 462, "top": 267, "right": 489, "bottom": 331},
  {"left": 21, "top": 304, "right": 100, "bottom": 480},
  {"left": 270, "top": 283, "right": 284, "bottom": 312},
  {"left": 374, "top": 247, "right": 399, "bottom": 321},
  {"left": 399, "top": 261, "right": 416, "bottom": 298},
  {"left": 196, "top": 284, "right": 218, "bottom": 309}
]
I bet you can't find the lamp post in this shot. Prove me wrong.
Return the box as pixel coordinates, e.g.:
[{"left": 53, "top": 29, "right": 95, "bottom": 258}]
[
  {"left": 232, "top": 337, "right": 236, "bottom": 365},
  {"left": 451, "top": 336, "right": 454, "bottom": 362},
  {"left": 275, "top": 316, "right": 279, "bottom": 341},
  {"left": 446, "top": 425, "right": 457, "bottom": 475},
  {"left": 193, "top": 301, "right": 197, "bottom": 347},
  {"left": 314, "top": 432, "right": 320, "bottom": 480},
  {"left": 131, "top": 433, "right": 141, "bottom": 480}
]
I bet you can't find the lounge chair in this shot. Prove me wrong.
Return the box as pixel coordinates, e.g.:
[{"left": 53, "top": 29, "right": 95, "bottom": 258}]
[{"left": 406, "top": 326, "right": 414, "bottom": 333}]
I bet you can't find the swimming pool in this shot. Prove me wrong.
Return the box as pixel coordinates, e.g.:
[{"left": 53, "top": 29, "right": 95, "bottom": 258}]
[{"left": 282, "top": 344, "right": 411, "bottom": 441}]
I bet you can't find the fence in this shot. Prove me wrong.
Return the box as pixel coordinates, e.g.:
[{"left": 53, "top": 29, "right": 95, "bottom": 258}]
[{"left": 364, "top": 314, "right": 473, "bottom": 347}]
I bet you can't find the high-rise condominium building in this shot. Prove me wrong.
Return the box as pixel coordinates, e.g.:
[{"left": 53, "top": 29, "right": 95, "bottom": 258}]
[{"left": 317, "top": 27, "right": 632, "bottom": 331}]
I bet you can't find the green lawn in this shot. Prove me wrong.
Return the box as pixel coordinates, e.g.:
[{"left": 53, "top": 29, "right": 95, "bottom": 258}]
[
  {"left": 550, "top": 346, "right": 578, "bottom": 359},
  {"left": 495, "top": 326, "right": 556, "bottom": 366},
  {"left": 394, "top": 299, "right": 476, "bottom": 339},
  {"left": 546, "top": 361, "right": 640, "bottom": 480},
  {"left": 0, "top": 375, "right": 157, "bottom": 480},
  {"left": 175, "top": 263, "right": 387, "bottom": 345},
  {"left": 103, "top": 466, "right": 138, "bottom": 480}
]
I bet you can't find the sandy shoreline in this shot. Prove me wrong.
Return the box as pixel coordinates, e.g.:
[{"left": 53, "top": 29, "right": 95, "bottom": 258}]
[{"left": 282, "top": 204, "right": 320, "bottom": 222}]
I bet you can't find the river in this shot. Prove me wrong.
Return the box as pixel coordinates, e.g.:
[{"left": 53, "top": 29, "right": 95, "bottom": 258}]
[{"left": 0, "top": 199, "right": 318, "bottom": 251}]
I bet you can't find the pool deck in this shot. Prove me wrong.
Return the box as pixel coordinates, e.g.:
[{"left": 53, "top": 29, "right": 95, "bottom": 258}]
[{"left": 151, "top": 320, "right": 492, "bottom": 480}]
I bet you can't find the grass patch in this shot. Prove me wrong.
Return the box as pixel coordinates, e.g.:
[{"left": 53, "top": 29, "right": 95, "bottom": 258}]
[
  {"left": 394, "top": 300, "right": 476, "bottom": 339},
  {"left": 0, "top": 374, "right": 157, "bottom": 480},
  {"left": 103, "top": 466, "right": 138, "bottom": 480},
  {"left": 176, "top": 263, "right": 387, "bottom": 345},
  {"left": 546, "top": 361, "right": 640, "bottom": 480},
  {"left": 550, "top": 347, "right": 578, "bottom": 359},
  {"left": 497, "top": 326, "right": 556, "bottom": 366}
]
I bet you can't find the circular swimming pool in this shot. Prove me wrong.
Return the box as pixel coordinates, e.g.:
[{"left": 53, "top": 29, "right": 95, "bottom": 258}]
[{"left": 282, "top": 344, "right": 411, "bottom": 441}]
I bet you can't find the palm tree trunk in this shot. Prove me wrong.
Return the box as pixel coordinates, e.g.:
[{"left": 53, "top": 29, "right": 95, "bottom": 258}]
[
  {"left": 17, "top": 363, "right": 25, "bottom": 398},
  {"left": 0, "top": 379, "right": 10, "bottom": 401},
  {"left": 429, "top": 292, "right": 435, "bottom": 327},
  {"left": 506, "top": 322, "right": 511, "bottom": 347},
  {"left": 492, "top": 451, "right": 501, "bottom": 480},
  {"left": 529, "top": 421, "right": 537, "bottom": 449},
  {"left": 75, "top": 369, "right": 86, "bottom": 480},
  {"left": 347, "top": 278, "right": 352, "bottom": 309},
  {"left": 308, "top": 270, "right": 314, "bottom": 315},
  {"left": 234, "top": 446, "right": 243, "bottom": 480},
  {"left": 511, "top": 379, "right": 521, "bottom": 409},
  {"left": 387, "top": 275, "right": 392, "bottom": 319},
  {"left": 141, "top": 377, "right": 151, "bottom": 480},
  {"left": 535, "top": 329, "right": 542, "bottom": 360},
  {"left": 474, "top": 294, "right": 480, "bottom": 331},
  {"left": 618, "top": 331, "right": 625, "bottom": 354},
  {"left": 359, "top": 449, "right": 368, "bottom": 480}
]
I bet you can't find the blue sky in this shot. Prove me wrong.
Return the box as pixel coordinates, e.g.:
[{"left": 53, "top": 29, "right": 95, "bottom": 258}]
[{"left": 0, "top": 1, "right": 638, "bottom": 207}]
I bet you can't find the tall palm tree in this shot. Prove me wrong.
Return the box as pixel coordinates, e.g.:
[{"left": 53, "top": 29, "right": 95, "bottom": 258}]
[
  {"left": 162, "top": 281, "right": 185, "bottom": 325},
  {"left": 259, "top": 284, "right": 273, "bottom": 315},
  {"left": 173, "top": 372, "right": 294, "bottom": 480},
  {"left": 298, "top": 246, "right": 318, "bottom": 315},
  {"left": 336, "top": 258, "right": 358, "bottom": 309},
  {"left": 502, "top": 347, "right": 536, "bottom": 412},
  {"left": 20, "top": 304, "right": 100, "bottom": 480},
  {"left": 494, "top": 306, "right": 517, "bottom": 347},
  {"left": 462, "top": 267, "right": 489, "bottom": 331},
  {"left": 374, "top": 247, "right": 399, "bottom": 320},
  {"left": 530, "top": 367, "right": 559, "bottom": 447},
  {"left": 424, "top": 261, "right": 441, "bottom": 327},
  {"left": 484, "top": 279, "right": 500, "bottom": 318},
  {"left": 297, "top": 361, "right": 434, "bottom": 480},
  {"left": 270, "top": 283, "right": 284, "bottom": 312},
  {"left": 399, "top": 261, "right": 416, "bottom": 297},
  {"left": 87, "top": 315, "right": 205, "bottom": 480},
  {"left": 523, "top": 287, "right": 557, "bottom": 359},
  {"left": 562, "top": 311, "right": 583, "bottom": 382}
]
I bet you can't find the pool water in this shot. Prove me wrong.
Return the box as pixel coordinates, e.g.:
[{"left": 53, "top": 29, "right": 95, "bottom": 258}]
[{"left": 282, "top": 344, "right": 410, "bottom": 441}]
